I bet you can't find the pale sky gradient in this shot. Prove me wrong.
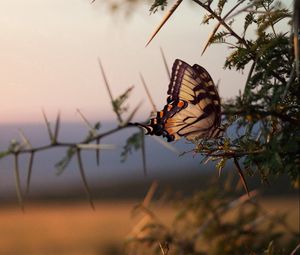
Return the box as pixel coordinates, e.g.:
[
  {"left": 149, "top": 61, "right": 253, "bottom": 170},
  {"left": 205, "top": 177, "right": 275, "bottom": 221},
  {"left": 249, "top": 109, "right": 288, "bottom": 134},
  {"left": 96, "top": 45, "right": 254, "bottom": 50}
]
[{"left": 0, "top": 0, "right": 291, "bottom": 123}]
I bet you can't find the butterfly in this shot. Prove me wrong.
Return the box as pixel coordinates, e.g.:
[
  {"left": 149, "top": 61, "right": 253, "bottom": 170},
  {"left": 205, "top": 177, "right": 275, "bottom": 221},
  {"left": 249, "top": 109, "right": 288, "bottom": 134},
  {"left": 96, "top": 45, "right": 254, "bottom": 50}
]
[{"left": 134, "top": 59, "right": 222, "bottom": 142}]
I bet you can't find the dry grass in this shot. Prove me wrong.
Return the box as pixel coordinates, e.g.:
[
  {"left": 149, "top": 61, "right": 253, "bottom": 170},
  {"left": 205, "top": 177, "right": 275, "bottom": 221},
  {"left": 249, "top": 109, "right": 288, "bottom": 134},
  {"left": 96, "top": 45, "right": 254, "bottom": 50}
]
[
  {"left": 0, "top": 197, "right": 298, "bottom": 255},
  {"left": 0, "top": 201, "right": 173, "bottom": 255}
]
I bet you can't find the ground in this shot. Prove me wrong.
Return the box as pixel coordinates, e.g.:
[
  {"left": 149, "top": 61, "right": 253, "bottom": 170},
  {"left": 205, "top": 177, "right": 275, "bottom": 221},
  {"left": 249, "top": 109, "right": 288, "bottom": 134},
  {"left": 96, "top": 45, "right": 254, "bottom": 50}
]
[{"left": 0, "top": 197, "right": 298, "bottom": 255}]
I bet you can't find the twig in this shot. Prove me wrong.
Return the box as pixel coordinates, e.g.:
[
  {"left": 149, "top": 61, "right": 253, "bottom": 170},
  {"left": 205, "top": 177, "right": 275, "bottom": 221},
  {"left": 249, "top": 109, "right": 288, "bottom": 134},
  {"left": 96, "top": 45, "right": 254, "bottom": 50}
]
[
  {"left": 97, "top": 58, "right": 123, "bottom": 123},
  {"left": 294, "top": 0, "right": 300, "bottom": 78},
  {"left": 160, "top": 47, "right": 171, "bottom": 79},
  {"left": 290, "top": 243, "right": 300, "bottom": 255},
  {"left": 26, "top": 152, "right": 35, "bottom": 195},
  {"left": 14, "top": 154, "right": 24, "bottom": 212},
  {"left": 5, "top": 124, "right": 132, "bottom": 157},
  {"left": 234, "top": 157, "right": 250, "bottom": 196},
  {"left": 152, "top": 136, "right": 180, "bottom": 155},
  {"left": 146, "top": 0, "right": 183, "bottom": 46},
  {"left": 243, "top": 59, "right": 256, "bottom": 101},
  {"left": 76, "top": 149, "right": 95, "bottom": 210},
  {"left": 201, "top": 0, "right": 246, "bottom": 55},
  {"left": 54, "top": 111, "right": 61, "bottom": 142},
  {"left": 282, "top": 65, "right": 296, "bottom": 100},
  {"left": 192, "top": 0, "right": 248, "bottom": 46},
  {"left": 18, "top": 129, "right": 32, "bottom": 149},
  {"left": 142, "top": 180, "right": 159, "bottom": 208},
  {"left": 139, "top": 73, "right": 157, "bottom": 112},
  {"left": 76, "top": 108, "right": 94, "bottom": 131},
  {"left": 225, "top": 0, "right": 261, "bottom": 21},
  {"left": 140, "top": 128, "right": 147, "bottom": 176},
  {"left": 42, "top": 109, "right": 54, "bottom": 142},
  {"left": 96, "top": 138, "right": 100, "bottom": 166}
]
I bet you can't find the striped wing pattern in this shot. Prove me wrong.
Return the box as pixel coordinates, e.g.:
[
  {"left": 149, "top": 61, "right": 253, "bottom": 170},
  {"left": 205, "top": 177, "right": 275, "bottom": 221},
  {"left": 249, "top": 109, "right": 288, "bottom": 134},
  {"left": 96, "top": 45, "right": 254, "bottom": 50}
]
[{"left": 137, "top": 59, "right": 222, "bottom": 142}]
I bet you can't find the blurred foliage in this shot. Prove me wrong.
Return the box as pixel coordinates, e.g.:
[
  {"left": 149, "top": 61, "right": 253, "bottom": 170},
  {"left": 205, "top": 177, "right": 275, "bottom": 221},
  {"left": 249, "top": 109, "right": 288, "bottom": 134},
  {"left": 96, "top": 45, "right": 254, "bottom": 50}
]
[
  {"left": 149, "top": 0, "right": 168, "bottom": 13},
  {"left": 205, "top": 0, "right": 300, "bottom": 188},
  {"left": 121, "top": 131, "right": 144, "bottom": 162},
  {"left": 126, "top": 178, "right": 298, "bottom": 255},
  {"left": 112, "top": 86, "right": 134, "bottom": 119}
]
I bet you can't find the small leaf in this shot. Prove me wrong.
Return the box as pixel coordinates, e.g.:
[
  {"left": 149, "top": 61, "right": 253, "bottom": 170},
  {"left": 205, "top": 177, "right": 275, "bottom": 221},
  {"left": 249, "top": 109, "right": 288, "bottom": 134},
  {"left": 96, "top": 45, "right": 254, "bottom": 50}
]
[
  {"left": 76, "top": 109, "right": 97, "bottom": 137},
  {"left": 9, "top": 140, "right": 21, "bottom": 153},
  {"left": 0, "top": 150, "right": 10, "bottom": 159},
  {"left": 216, "top": 158, "right": 227, "bottom": 176},
  {"left": 55, "top": 147, "right": 76, "bottom": 174},
  {"left": 121, "top": 132, "right": 143, "bottom": 162},
  {"left": 18, "top": 129, "right": 32, "bottom": 149},
  {"left": 94, "top": 122, "right": 101, "bottom": 130},
  {"left": 112, "top": 86, "right": 134, "bottom": 119},
  {"left": 149, "top": 0, "right": 168, "bottom": 14}
]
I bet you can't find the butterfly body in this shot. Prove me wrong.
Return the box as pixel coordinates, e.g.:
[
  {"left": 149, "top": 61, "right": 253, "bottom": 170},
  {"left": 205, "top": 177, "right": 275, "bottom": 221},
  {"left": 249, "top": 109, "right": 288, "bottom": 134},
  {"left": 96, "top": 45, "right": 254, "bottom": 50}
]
[{"left": 136, "top": 59, "right": 222, "bottom": 142}]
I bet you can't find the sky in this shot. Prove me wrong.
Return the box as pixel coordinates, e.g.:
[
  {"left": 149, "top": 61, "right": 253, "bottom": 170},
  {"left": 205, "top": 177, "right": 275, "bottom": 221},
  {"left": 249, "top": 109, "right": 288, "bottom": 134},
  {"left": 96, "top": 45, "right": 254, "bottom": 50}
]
[{"left": 0, "top": 0, "right": 292, "bottom": 124}]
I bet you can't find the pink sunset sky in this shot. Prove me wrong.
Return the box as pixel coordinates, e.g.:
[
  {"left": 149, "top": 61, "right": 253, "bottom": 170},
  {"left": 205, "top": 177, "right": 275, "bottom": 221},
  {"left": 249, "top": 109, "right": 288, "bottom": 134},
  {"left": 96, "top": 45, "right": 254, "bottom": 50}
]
[{"left": 0, "top": 0, "right": 292, "bottom": 123}]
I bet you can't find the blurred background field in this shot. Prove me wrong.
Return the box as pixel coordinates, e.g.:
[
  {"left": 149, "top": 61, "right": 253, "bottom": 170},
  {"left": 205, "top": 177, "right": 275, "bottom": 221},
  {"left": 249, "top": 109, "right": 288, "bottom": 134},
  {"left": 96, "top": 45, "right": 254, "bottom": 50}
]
[{"left": 0, "top": 197, "right": 298, "bottom": 255}]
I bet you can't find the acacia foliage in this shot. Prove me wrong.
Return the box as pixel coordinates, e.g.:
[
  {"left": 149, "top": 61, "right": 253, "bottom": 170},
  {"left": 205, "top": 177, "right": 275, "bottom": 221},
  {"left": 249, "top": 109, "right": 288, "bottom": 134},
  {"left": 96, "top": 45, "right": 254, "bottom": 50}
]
[{"left": 138, "top": 0, "right": 300, "bottom": 187}]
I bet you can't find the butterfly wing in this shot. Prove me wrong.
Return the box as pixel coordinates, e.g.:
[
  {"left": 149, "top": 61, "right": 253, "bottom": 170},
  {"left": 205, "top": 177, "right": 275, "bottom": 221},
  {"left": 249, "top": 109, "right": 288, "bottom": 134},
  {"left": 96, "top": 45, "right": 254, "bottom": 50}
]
[
  {"left": 135, "top": 59, "right": 222, "bottom": 142},
  {"left": 163, "top": 59, "right": 222, "bottom": 141}
]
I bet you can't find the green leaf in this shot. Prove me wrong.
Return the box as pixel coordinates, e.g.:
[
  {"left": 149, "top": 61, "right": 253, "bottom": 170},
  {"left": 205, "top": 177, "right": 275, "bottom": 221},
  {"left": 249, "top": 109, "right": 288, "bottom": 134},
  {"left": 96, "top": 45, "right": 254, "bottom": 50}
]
[
  {"left": 216, "top": 158, "right": 227, "bottom": 176},
  {"left": 149, "top": 0, "right": 168, "bottom": 14},
  {"left": 121, "top": 131, "right": 143, "bottom": 162},
  {"left": 0, "top": 150, "right": 10, "bottom": 159},
  {"left": 112, "top": 86, "right": 134, "bottom": 118},
  {"left": 55, "top": 147, "right": 76, "bottom": 174},
  {"left": 94, "top": 122, "right": 101, "bottom": 130}
]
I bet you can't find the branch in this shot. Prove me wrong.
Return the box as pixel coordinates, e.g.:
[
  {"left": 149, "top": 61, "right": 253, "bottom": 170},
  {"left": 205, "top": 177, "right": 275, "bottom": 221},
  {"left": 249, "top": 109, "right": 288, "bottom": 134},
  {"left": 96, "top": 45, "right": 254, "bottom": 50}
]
[
  {"left": 6, "top": 124, "right": 132, "bottom": 157},
  {"left": 198, "top": 149, "right": 264, "bottom": 158},
  {"left": 192, "top": 0, "right": 248, "bottom": 46},
  {"left": 234, "top": 157, "right": 250, "bottom": 196},
  {"left": 201, "top": 0, "right": 246, "bottom": 55}
]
